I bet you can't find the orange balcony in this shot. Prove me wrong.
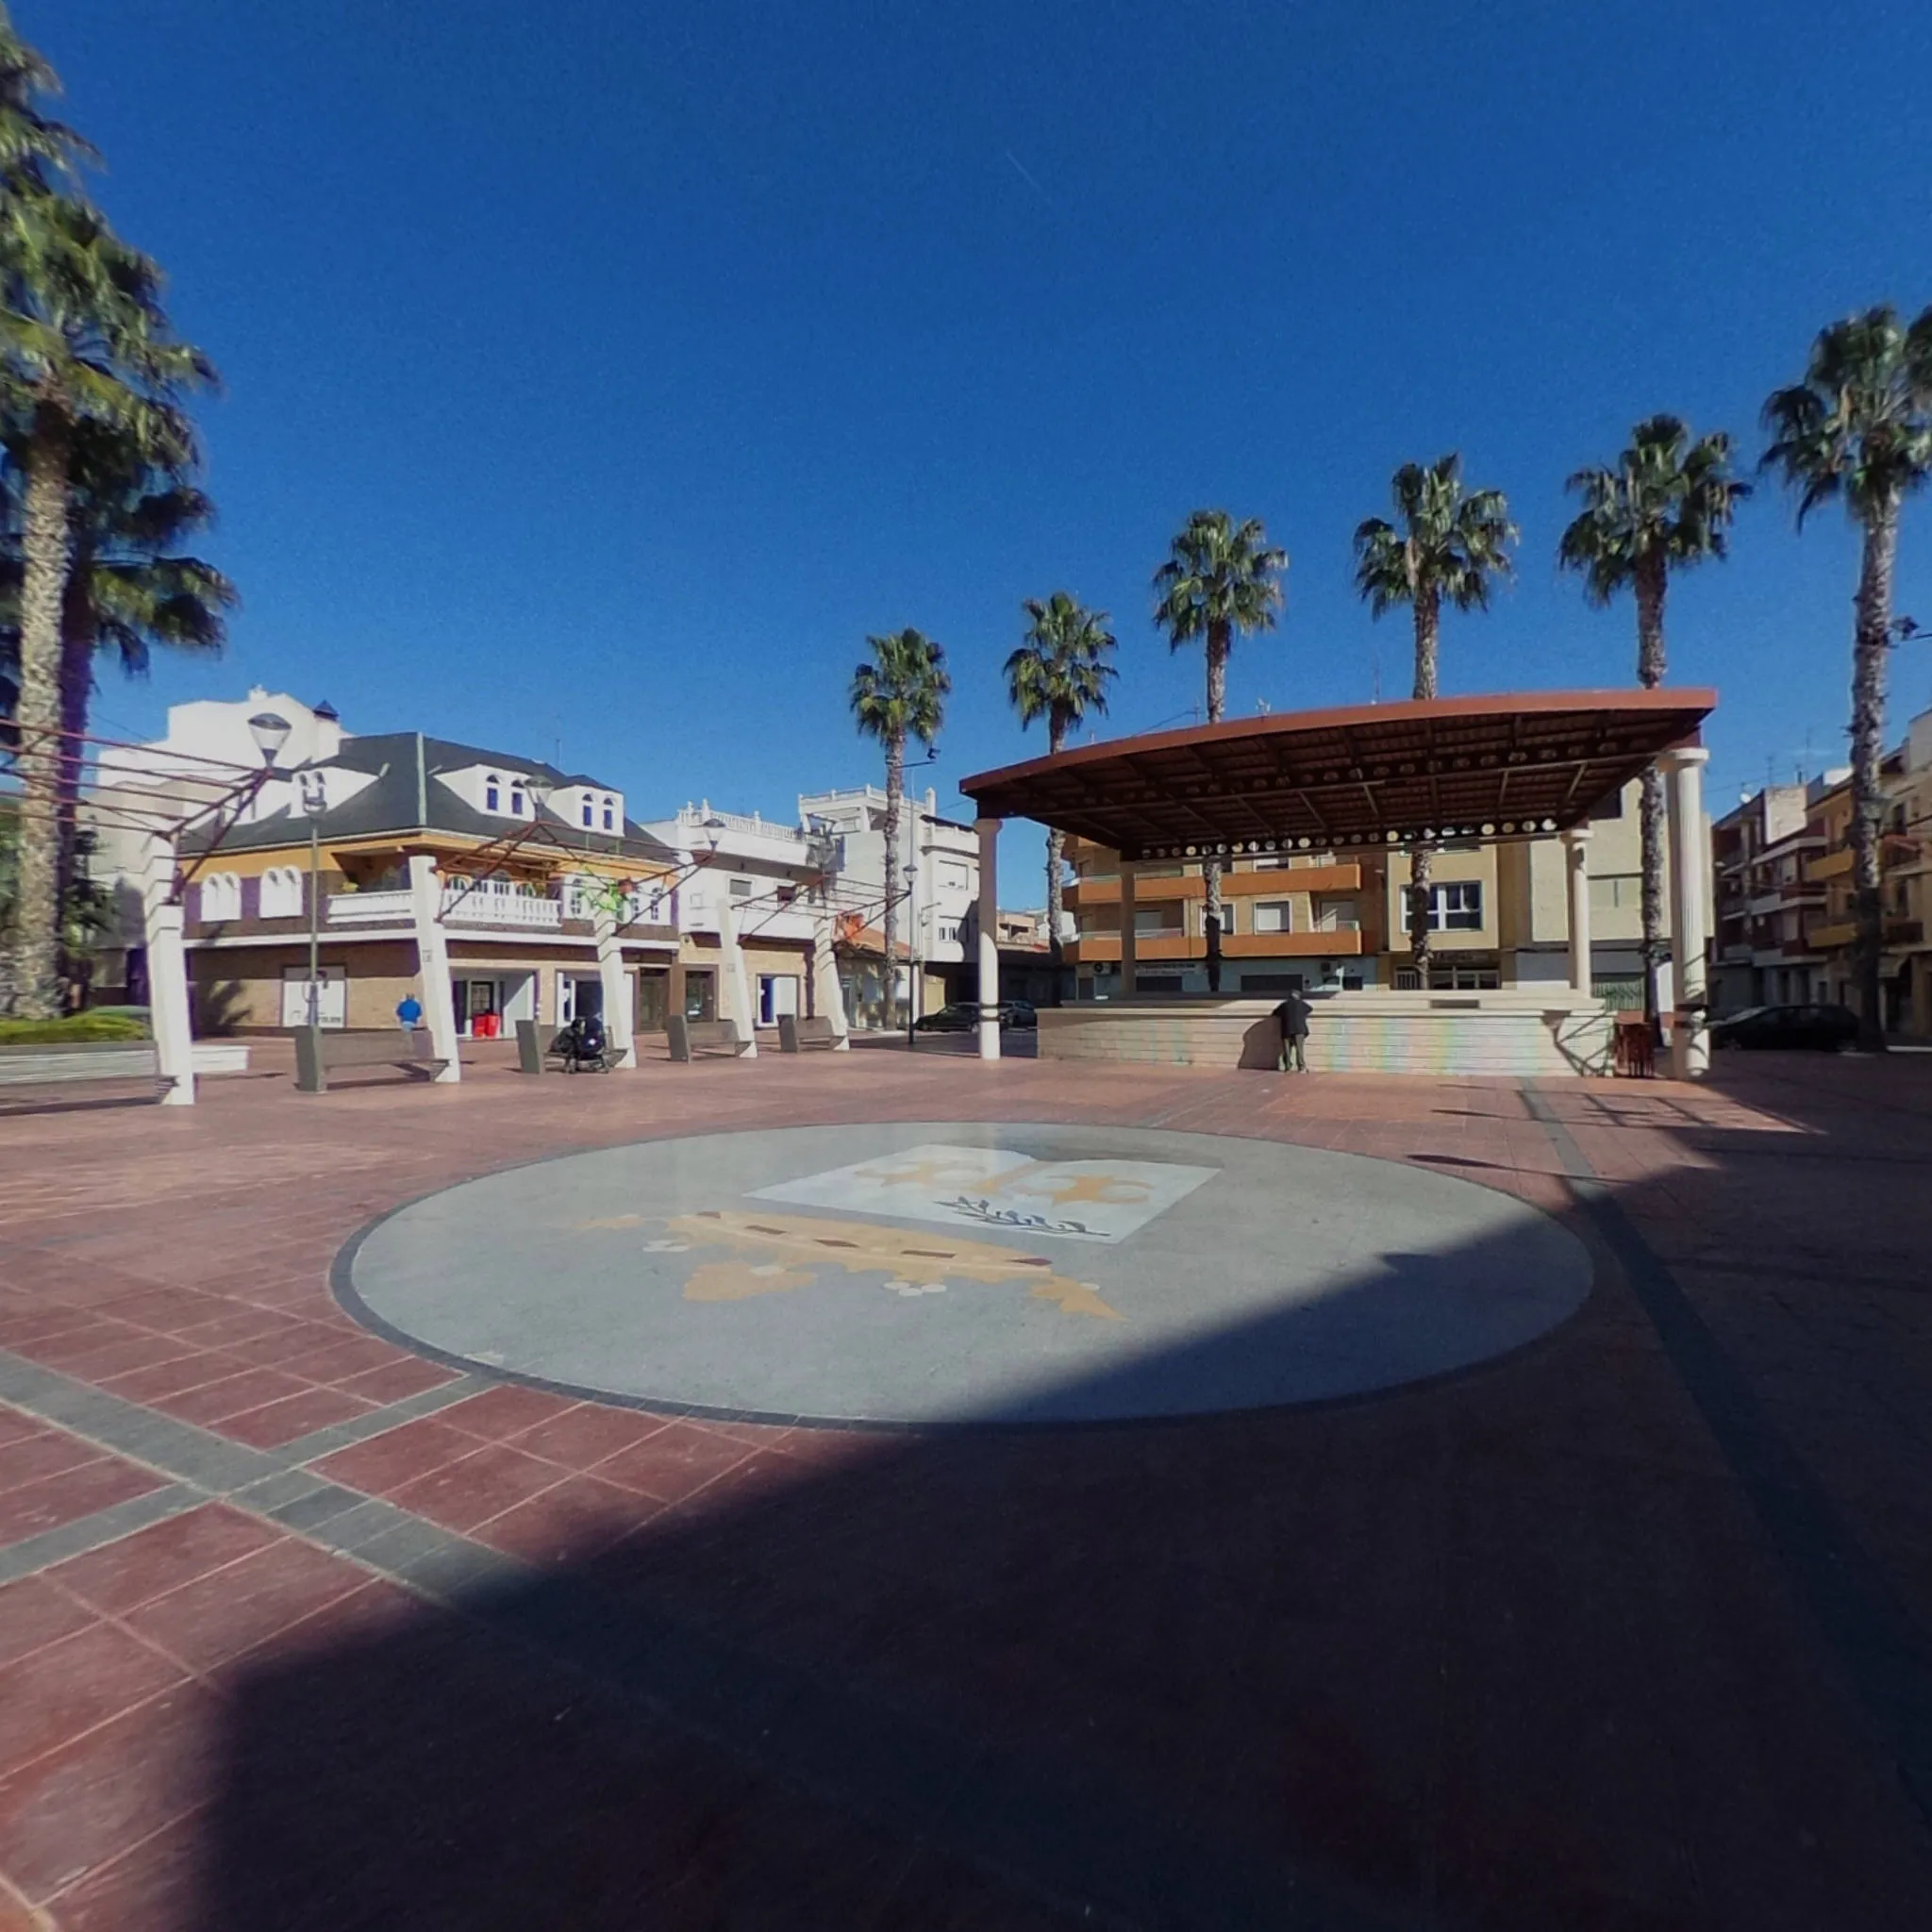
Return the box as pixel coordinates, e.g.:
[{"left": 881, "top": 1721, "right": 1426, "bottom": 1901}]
[
  {"left": 1222, "top": 864, "right": 1361, "bottom": 898},
  {"left": 1806, "top": 847, "right": 1854, "bottom": 882},
  {"left": 1064, "top": 929, "right": 1363, "bottom": 964}
]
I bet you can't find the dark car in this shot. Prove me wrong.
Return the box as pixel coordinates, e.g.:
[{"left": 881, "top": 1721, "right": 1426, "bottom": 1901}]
[
  {"left": 911, "top": 1003, "right": 976, "bottom": 1033},
  {"left": 1709, "top": 1004, "right": 1859, "bottom": 1052},
  {"left": 911, "top": 1001, "right": 1038, "bottom": 1033}
]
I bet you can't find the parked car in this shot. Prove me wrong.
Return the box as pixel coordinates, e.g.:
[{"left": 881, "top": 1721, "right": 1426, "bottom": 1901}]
[
  {"left": 910, "top": 1000, "right": 1039, "bottom": 1034},
  {"left": 1709, "top": 1004, "right": 1859, "bottom": 1052},
  {"left": 911, "top": 1003, "right": 976, "bottom": 1033}
]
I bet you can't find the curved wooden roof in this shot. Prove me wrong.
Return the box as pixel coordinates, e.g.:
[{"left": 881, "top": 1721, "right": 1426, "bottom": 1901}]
[{"left": 960, "top": 690, "right": 1715, "bottom": 859}]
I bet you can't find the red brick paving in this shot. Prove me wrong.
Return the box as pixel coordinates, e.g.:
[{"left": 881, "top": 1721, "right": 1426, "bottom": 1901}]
[{"left": 0, "top": 1044, "right": 1926, "bottom": 1925}]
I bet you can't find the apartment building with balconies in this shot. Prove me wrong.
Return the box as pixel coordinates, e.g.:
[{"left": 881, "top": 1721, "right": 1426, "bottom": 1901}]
[
  {"left": 89, "top": 695, "right": 682, "bottom": 1037},
  {"left": 1710, "top": 774, "right": 1839, "bottom": 1013},
  {"left": 1062, "top": 775, "right": 1665, "bottom": 998},
  {"left": 1796, "top": 706, "right": 1932, "bottom": 1034}
]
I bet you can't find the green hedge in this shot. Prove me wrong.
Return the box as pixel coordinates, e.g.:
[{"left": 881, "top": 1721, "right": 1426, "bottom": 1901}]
[{"left": 0, "top": 1012, "right": 152, "bottom": 1044}]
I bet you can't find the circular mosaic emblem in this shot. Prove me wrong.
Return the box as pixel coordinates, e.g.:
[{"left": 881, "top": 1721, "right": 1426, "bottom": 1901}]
[{"left": 338, "top": 1123, "right": 1591, "bottom": 1424}]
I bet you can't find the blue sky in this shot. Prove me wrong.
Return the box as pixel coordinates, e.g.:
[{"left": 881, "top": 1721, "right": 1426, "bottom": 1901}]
[{"left": 33, "top": 0, "right": 1932, "bottom": 871}]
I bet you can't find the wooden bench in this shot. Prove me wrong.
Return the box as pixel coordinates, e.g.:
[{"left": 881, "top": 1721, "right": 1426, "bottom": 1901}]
[
  {"left": 295, "top": 1027, "right": 449, "bottom": 1093},
  {"left": 666, "top": 1016, "right": 747, "bottom": 1062},
  {"left": 776, "top": 1014, "right": 843, "bottom": 1053},
  {"left": 0, "top": 1041, "right": 173, "bottom": 1104}
]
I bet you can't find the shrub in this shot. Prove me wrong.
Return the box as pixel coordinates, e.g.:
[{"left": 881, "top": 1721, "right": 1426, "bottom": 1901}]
[{"left": 0, "top": 1013, "right": 152, "bottom": 1044}]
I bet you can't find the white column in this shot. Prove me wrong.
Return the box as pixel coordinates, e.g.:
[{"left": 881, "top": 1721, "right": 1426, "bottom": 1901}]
[
  {"left": 407, "top": 854, "right": 461, "bottom": 1083},
  {"left": 1664, "top": 746, "right": 1711, "bottom": 1078},
  {"left": 975, "top": 816, "right": 1001, "bottom": 1060},
  {"left": 718, "top": 894, "right": 758, "bottom": 1056},
  {"left": 811, "top": 910, "right": 851, "bottom": 1046},
  {"left": 1118, "top": 860, "right": 1138, "bottom": 998},
  {"left": 592, "top": 902, "right": 636, "bottom": 1068},
  {"left": 141, "top": 836, "right": 195, "bottom": 1106},
  {"left": 1562, "top": 826, "right": 1593, "bottom": 996}
]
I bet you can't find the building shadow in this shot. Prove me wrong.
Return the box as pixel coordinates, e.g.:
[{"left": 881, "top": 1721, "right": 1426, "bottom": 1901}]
[{"left": 179, "top": 1058, "right": 1932, "bottom": 1930}]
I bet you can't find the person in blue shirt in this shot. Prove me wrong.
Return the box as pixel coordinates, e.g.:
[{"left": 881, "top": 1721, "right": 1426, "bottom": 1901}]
[{"left": 396, "top": 991, "right": 425, "bottom": 1034}]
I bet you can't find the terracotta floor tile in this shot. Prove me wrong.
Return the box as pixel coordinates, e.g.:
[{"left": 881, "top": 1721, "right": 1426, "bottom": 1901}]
[
  {"left": 125, "top": 1539, "right": 371, "bottom": 1676},
  {"left": 95, "top": 1350, "right": 248, "bottom": 1406},
  {"left": 0, "top": 1459, "right": 165, "bottom": 1551},
  {"left": 0, "top": 1577, "right": 96, "bottom": 1672},
  {"left": 0, "top": 1623, "right": 187, "bottom": 1781},
  {"left": 213, "top": 1387, "right": 375, "bottom": 1449},
  {"left": 0, "top": 1429, "right": 101, "bottom": 1493},
  {"left": 594, "top": 1422, "right": 754, "bottom": 1503},
  {"left": 308, "top": 1417, "right": 479, "bottom": 1495},
  {"left": 331, "top": 1357, "right": 459, "bottom": 1405},
  {"left": 384, "top": 1441, "right": 565, "bottom": 1535},
  {"left": 41, "top": 1809, "right": 204, "bottom": 1932},
  {"left": 507, "top": 1402, "right": 670, "bottom": 1472},
  {"left": 0, "top": 1681, "right": 223, "bottom": 1904},
  {"left": 45, "top": 1506, "right": 284, "bottom": 1619},
  {"left": 439, "top": 1384, "right": 578, "bottom": 1441},
  {"left": 147, "top": 1367, "right": 313, "bottom": 1427},
  {"left": 468, "top": 1474, "right": 658, "bottom": 1566}
]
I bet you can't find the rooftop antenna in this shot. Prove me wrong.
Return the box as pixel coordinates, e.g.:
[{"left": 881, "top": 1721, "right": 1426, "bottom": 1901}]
[{"left": 1371, "top": 642, "right": 1381, "bottom": 704}]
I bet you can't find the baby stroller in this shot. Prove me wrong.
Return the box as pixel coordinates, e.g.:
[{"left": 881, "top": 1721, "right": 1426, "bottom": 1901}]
[{"left": 550, "top": 1013, "right": 613, "bottom": 1074}]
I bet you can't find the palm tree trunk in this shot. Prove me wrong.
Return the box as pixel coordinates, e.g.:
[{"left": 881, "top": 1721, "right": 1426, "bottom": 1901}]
[
  {"left": 1046, "top": 713, "right": 1065, "bottom": 1004},
  {"left": 1850, "top": 505, "right": 1895, "bottom": 1052},
  {"left": 1635, "top": 552, "right": 1668, "bottom": 1036},
  {"left": 882, "top": 735, "right": 902, "bottom": 1030},
  {"left": 8, "top": 408, "right": 73, "bottom": 1019},
  {"left": 1407, "top": 594, "right": 1440, "bottom": 977},
  {"left": 56, "top": 567, "right": 95, "bottom": 960},
  {"left": 1203, "top": 627, "right": 1227, "bottom": 993}
]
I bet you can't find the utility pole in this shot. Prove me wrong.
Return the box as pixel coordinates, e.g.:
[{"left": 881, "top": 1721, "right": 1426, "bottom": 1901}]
[{"left": 300, "top": 771, "right": 327, "bottom": 1024}]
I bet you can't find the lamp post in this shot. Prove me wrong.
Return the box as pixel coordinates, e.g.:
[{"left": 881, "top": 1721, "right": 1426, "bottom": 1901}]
[
  {"left": 904, "top": 858, "right": 920, "bottom": 1049},
  {"left": 299, "top": 770, "right": 327, "bottom": 1025}
]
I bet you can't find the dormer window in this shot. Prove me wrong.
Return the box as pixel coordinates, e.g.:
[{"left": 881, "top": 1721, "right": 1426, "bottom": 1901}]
[
  {"left": 602, "top": 797, "right": 615, "bottom": 831},
  {"left": 580, "top": 799, "right": 593, "bottom": 827},
  {"left": 485, "top": 774, "right": 502, "bottom": 812},
  {"left": 509, "top": 782, "right": 525, "bottom": 817}
]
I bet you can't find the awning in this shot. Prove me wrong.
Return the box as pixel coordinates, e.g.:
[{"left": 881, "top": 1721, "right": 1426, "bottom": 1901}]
[{"left": 960, "top": 690, "right": 1714, "bottom": 860}]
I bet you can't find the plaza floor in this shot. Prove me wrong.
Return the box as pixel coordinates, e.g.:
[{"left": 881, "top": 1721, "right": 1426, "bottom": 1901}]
[{"left": 1, "top": 1041, "right": 1929, "bottom": 1928}]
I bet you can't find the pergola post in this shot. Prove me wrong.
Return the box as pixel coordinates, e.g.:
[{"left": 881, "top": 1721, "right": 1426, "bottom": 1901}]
[
  {"left": 1119, "top": 859, "right": 1138, "bottom": 998},
  {"left": 811, "top": 910, "right": 851, "bottom": 1046},
  {"left": 975, "top": 817, "right": 1001, "bottom": 1060},
  {"left": 1562, "top": 825, "right": 1593, "bottom": 996},
  {"left": 1663, "top": 746, "right": 1710, "bottom": 1078},
  {"left": 408, "top": 854, "right": 461, "bottom": 1083},
  {"left": 592, "top": 901, "right": 637, "bottom": 1068},
  {"left": 141, "top": 834, "right": 195, "bottom": 1107},
  {"left": 718, "top": 895, "right": 758, "bottom": 1057}
]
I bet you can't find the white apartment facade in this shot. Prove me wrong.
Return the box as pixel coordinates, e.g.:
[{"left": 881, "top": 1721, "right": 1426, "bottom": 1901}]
[{"left": 798, "top": 784, "right": 979, "bottom": 1015}]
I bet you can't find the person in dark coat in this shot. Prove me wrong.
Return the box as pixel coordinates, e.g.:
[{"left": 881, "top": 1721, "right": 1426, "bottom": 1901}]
[{"left": 1274, "top": 992, "right": 1312, "bottom": 1073}]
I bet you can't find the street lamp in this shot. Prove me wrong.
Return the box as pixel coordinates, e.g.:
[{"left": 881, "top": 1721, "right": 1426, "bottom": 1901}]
[
  {"left": 247, "top": 712, "right": 291, "bottom": 767},
  {"left": 298, "top": 770, "right": 327, "bottom": 1027},
  {"left": 904, "top": 858, "right": 920, "bottom": 1048}
]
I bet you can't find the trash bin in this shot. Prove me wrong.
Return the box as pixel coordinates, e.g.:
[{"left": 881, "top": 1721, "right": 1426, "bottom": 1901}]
[{"left": 474, "top": 1011, "right": 499, "bottom": 1040}]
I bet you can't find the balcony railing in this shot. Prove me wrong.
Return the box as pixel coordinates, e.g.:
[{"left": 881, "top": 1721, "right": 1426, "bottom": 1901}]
[{"left": 325, "top": 883, "right": 669, "bottom": 930}]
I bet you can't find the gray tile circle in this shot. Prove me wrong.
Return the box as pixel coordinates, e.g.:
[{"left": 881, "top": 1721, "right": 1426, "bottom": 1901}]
[{"left": 341, "top": 1122, "right": 1591, "bottom": 1424}]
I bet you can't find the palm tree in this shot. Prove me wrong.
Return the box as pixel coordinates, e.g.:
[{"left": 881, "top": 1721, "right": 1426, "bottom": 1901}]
[
  {"left": 0, "top": 21, "right": 216, "bottom": 1015},
  {"left": 850, "top": 628, "right": 948, "bottom": 1027},
  {"left": 1559, "top": 417, "right": 1748, "bottom": 1030},
  {"left": 1763, "top": 307, "right": 1932, "bottom": 1053},
  {"left": 3, "top": 416, "right": 236, "bottom": 912},
  {"left": 1006, "top": 591, "right": 1117, "bottom": 997},
  {"left": 1152, "top": 510, "right": 1286, "bottom": 991},
  {"left": 1353, "top": 456, "right": 1516, "bottom": 978}
]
